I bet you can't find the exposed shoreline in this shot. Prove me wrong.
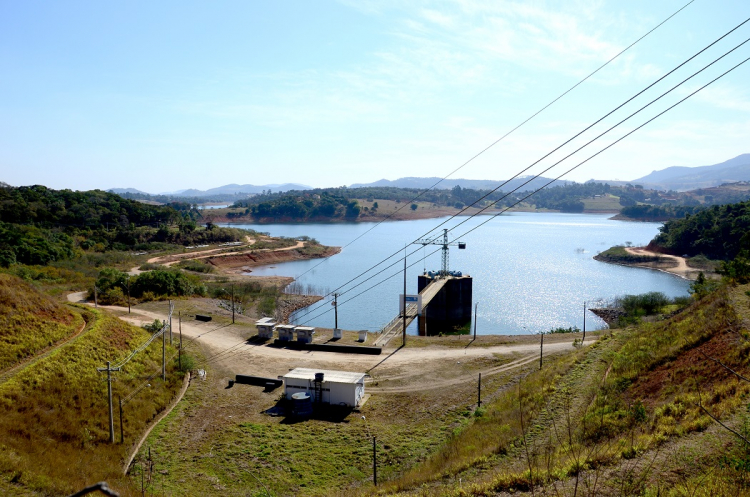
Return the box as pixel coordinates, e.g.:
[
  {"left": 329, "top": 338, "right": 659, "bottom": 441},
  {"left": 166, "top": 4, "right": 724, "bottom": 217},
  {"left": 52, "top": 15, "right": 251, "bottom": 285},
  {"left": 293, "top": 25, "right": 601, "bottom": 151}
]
[
  {"left": 210, "top": 207, "right": 621, "bottom": 225},
  {"left": 594, "top": 246, "right": 703, "bottom": 281}
]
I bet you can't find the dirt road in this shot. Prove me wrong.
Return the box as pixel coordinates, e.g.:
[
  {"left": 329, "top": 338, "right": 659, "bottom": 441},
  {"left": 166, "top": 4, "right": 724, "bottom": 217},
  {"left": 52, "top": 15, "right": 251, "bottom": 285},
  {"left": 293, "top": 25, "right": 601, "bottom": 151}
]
[
  {"left": 625, "top": 247, "right": 701, "bottom": 280},
  {"left": 76, "top": 297, "right": 591, "bottom": 392}
]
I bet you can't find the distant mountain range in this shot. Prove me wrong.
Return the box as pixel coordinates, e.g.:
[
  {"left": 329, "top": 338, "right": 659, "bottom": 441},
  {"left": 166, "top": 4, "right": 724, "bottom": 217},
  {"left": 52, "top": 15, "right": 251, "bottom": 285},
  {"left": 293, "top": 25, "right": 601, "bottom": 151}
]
[
  {"left": 109, "top": 153, "right": 749, "bottom": 200},
  {"left": 631, "top": 153, "right": 750, "bottom": 191},
  {"left": 109, "top": 183, "right": 311, "bottom": 198},
  {"left": 349, "top": 176, "right": 573, "bottom": 192}
]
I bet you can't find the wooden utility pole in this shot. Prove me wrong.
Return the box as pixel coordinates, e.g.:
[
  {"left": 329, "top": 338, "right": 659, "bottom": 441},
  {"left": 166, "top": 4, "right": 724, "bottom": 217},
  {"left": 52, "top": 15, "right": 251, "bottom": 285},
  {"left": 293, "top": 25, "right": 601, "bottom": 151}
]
[
  {"left": 473, "top": 302, "right": 478, "bottom": 340},
  {"left": 97, "top": 361, "right": 121, "bottom": 444},
  {"left": 540, "top": 332, "right": 544, "bottom": 370},
  {"left": 373, "top": 436, "right": 378, "bottom": 486},
  {"left": 178, "top": 312, "right": 182, "bottom": 371},
  {"left": 478, "top": 373, "right": 482, "bottom": 407},
  {"left": 334, "top": 293, "right": 339, "bottom": 331},
  {"left": 582, "top": 301, "right": 587, "bottom": 345},
  {"left": 169, "top": 300, "right": 173, "bottom": 345},
  {"left": 231, "top": 285, "right": 235, "bottom": 324},
  {"left": 127, "top": 278, "right": 131, "bottom": 314},
  {"left": 94, "top": 285, "right": 98, "bottom": 308},
  {"left": 162, "top": 320, "right": 166, "bottom": 381}
]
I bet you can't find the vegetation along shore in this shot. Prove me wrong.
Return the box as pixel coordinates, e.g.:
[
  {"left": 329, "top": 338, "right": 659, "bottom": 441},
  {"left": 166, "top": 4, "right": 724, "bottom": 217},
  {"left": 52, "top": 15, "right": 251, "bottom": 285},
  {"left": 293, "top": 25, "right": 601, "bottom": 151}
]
[{"left": 3, "top": 179, "right": 750, "bottom": 495}]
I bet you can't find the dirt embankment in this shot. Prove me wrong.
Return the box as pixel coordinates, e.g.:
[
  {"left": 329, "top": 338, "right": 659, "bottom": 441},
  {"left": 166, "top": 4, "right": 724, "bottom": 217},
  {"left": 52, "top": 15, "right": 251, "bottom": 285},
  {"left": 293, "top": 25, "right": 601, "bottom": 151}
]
[
  {"left": 208, "top": 246, "right": 341, "bottom": 271},
  {"left": 594, "top": 246, "right": 702, "bottom": 280},
  {"left": 276, "top": 294, "right": 324, "bottom": 323}
]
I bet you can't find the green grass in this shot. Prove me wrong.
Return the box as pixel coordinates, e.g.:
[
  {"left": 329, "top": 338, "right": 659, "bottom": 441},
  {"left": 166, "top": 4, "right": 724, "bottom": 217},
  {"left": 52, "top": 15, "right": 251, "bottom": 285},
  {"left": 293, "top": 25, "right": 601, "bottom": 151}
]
[
  {"left": 0, "top": 273, "right": 85, "bottom": 371},
  {"left": 366, "top": 285, "right": 750, "bottom": 496},
  {"left": 581, "top": 194, "right": 622, "bottom": 211},
  {"left": 596, "top": 245, "right": 664, "bottom": 263},
  {"left": 0, "top": 303, "right": 183, "bottom": 496}
]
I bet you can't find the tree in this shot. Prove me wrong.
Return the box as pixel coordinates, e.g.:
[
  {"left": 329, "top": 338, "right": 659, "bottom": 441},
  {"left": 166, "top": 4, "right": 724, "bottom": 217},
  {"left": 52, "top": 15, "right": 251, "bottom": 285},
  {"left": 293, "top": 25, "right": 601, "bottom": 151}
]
[{"left": 410, "top": 203, "right": 418, "bottom": 211}]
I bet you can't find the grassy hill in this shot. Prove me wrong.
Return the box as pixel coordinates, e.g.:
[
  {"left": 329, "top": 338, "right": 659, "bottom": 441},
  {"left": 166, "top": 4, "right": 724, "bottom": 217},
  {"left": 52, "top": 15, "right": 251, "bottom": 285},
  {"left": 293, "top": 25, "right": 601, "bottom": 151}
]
[
  {"left": 359, "top": 285, "right": 750, "bottom": 496},
  {"left": 0, "top": 273, "right": 84, "bottom": 371},
  {"left": 0, "top": 281, "right": 185, "bottom": 495}
]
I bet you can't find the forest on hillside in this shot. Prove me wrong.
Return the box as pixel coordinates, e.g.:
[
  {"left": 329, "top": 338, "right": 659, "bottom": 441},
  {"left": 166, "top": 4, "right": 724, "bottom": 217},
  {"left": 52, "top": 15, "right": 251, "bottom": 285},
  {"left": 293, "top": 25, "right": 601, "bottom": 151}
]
[
  {"left": 651, "top": 200, "right": 750, "bottom": 260},
  {"left": 0, "top": 184, "right": 245, "bottom": 267}
]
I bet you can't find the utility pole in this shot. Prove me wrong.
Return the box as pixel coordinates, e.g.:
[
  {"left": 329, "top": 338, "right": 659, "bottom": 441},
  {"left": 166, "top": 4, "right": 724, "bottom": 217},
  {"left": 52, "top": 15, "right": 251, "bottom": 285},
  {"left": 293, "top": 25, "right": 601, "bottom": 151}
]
[
  {"left": 127, "top": 278, "right": 131, "bottom": 314},
  {"left": 373, "top": 436, "right": 377, "bottom": 486},
  {"left": 540, "top": 332, "right": 544, "bottom": 370},
  {"left": 478, "top": 373, "right": 482, "bottom": 407},
  {"left": 97, "top": 361, "right": 121, "bottom": 444},
  {"left": 162, "top": 320, "right": 166, "bottom": 381},
  {"left": 94, "top": 285, "right": 98, "bottom": 308},
  {"left": 403, "top": 247, "right": 407, "bottom": 347},
  {"left": 231, "top": 284, "right": 235, "bottom": 324},
  {"left": 169, "top": 300, "right": 173, "bottom": 345},
  {"left": 473, "top": 302, "right": 478, "bottom": 340},
  {"left": 333, "top": 293, "right": 339, "bottom": 331},
  {"left": 178, "top": 312, "right": 182, "bottom": 371}
]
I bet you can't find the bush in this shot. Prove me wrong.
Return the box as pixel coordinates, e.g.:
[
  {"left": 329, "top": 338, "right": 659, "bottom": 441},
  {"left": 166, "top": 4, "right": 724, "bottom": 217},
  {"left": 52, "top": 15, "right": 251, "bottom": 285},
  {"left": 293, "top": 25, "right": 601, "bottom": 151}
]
[
  {"left": 549, "top": 326, "right": 580, "bottom": 334},
  {"left": 173, "top": 353, "right": 196, "bottom": 372},
  {"left": 131, "top": 269, "right": 206, "bottom": 298}
]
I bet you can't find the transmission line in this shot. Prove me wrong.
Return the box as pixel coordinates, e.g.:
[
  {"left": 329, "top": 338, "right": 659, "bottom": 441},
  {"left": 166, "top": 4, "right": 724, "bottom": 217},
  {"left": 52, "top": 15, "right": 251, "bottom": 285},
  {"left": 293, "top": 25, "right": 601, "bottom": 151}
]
[
  {"left": 294, "top": 26, "right": 750, "bottom": 327},
  {"left": 287, "top": 0, "right": 697, "bottom": 283},
  {"left": 293, "top": 18, "right": 750, "bottom": 323}
]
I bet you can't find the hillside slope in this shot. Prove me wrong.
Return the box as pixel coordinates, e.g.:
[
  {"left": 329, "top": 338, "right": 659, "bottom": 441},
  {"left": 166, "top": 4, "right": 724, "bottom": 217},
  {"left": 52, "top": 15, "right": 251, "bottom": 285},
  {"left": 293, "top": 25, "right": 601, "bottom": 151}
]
[
  {"left": 0, "top": 273, "right": 84, "bottom": 371},
  {"left": 0, "top": 282, "right": 185, "bottom": 496},
  {"left": 369, "top": 285, "right": 750, "bottom": 496}
]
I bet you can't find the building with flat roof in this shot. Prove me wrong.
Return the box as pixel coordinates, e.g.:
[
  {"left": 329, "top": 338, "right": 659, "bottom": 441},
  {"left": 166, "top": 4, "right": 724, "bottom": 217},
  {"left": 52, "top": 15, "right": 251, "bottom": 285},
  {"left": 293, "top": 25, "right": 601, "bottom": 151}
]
[
  {"left": 255, "top": 318, "right": 276, "bottom": 339},
  {"left": 295, "top": 326, "right": 315, "bottom": 344},
  {"left": 276, "top": 324, "right": 295, "bottom": 341},
  {"left": 282, "top": 368, "right": 366, "bottom": 407}
]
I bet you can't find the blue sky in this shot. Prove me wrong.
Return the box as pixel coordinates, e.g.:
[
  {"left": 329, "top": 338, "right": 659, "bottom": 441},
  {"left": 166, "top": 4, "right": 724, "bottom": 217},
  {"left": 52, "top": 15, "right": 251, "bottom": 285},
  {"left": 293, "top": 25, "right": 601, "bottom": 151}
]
[{"left": 1, "top": 0, "right": 749, "bottom": 192}]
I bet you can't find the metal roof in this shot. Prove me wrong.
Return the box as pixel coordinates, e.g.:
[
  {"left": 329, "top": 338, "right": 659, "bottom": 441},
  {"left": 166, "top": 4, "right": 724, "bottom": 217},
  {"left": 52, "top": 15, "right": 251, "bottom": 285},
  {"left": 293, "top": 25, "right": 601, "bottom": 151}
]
[{"left": 283, "top": 368, "right": 365, "bottom": 384}]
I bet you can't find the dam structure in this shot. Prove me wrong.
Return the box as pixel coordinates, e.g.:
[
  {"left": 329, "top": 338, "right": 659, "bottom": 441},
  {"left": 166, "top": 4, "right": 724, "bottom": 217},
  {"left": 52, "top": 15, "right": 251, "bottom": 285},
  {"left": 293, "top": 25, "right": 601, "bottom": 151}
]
[
  {"left": 417, "top": 272, "right": 473, "bottom": 335},
  {"left": 373, "top": 229, "right": 473, "bottom": 346}
]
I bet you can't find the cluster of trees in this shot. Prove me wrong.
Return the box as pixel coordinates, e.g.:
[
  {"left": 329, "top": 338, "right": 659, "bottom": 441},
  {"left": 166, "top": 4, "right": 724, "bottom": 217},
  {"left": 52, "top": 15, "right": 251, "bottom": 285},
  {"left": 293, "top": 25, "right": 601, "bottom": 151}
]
[
  {"left": 0, "top": 184, "right": 248, "bottom": 267},
  {"left": 0, "top": 185, "right": 179, "bottom": 228},
  {"left": 0, "top": 222, "right": 75, "bottom": 267},
  {"left": 234, "top": 191, "right": 361, "bottom": 220},
  {"left": 92, "top": 267, "right": 207, "bottom": 304},
  {"left": 651, "top": 200, "right": 750, "bottom": 260},
  {"left": 620, "top": 204, "right": 704, "bottom": 221}
]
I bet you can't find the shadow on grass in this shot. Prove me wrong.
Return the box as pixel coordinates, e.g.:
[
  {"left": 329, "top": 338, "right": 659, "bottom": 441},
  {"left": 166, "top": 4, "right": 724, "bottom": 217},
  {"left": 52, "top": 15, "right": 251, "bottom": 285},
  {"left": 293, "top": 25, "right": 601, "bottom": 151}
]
[{"left": 263, "top": 399, "right": 354, "bottom": 425}]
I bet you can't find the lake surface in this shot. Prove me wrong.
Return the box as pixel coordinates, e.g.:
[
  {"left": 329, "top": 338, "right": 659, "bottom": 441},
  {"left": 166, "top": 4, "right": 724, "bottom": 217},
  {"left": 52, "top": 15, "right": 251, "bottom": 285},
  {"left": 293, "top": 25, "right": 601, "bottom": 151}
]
[{"left": 224, "top": 213, "right": 690, "bottom": 335}]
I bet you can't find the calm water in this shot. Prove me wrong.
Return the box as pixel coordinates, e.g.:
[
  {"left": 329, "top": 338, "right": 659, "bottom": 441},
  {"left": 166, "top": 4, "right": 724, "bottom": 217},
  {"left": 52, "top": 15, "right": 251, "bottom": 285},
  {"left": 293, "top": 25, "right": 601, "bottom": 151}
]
[{"left": 224, "top": 213, "right": 690, "bottom": 335}]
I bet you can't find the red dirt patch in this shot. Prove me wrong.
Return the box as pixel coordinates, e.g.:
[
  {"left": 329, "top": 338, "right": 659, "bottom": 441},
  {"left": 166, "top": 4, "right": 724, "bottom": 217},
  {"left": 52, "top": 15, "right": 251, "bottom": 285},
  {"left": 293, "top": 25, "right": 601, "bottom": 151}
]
[{"left": 627, "top": 328, "right": 741, "bottom": 407}]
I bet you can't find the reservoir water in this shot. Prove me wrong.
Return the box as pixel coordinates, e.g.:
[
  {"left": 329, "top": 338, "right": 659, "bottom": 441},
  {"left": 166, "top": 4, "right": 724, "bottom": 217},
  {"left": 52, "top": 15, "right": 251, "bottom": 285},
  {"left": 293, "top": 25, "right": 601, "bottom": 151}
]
[{"left": 225, "top": 212, "right": 690, "bottom": 335}]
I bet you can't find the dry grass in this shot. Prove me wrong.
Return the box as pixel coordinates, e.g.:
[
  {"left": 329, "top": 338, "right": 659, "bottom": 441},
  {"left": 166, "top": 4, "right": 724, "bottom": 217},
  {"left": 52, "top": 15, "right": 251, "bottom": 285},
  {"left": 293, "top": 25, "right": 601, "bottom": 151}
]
[
  {"left": 0, "top": 303, "right": 184, "bottom": 496},
  {"left": 0, "top": 273, "right": 84, "bottom": 371}
]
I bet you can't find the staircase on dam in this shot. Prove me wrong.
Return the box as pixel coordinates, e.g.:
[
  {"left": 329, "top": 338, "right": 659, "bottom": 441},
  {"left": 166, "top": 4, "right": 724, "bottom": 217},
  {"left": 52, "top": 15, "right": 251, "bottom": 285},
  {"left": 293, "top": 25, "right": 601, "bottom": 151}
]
[{"left": 374, "top": 274, "right": 472, "bottom": 347}]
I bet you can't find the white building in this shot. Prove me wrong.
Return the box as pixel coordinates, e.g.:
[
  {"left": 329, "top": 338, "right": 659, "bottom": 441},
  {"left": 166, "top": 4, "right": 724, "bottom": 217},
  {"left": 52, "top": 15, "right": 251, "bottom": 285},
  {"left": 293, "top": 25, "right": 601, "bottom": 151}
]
[
  {"left": 255, "top": 317, "right": 276, "bottom": 339},
  {"left": 294, "top": 326, "right": 315, "bottom": 344},
  {"left": 282, "top": 368, "right": 366, "bottom": 408},
  {"left": 276, "top": 324, "right": 295, "bottom": 341}
]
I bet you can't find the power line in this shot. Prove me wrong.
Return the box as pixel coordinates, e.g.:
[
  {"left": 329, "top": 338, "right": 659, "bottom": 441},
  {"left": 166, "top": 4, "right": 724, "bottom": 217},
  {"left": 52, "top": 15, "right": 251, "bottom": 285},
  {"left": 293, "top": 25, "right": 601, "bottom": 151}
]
[
  {"left": 287, "top": 0, "right": 697, "bottom": 283},
  {"left": 294, "top": 21, "right": 750, "bottom": 324},
  {"left": 294, "top": 26, "right": 750, "bottom": 327}
]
